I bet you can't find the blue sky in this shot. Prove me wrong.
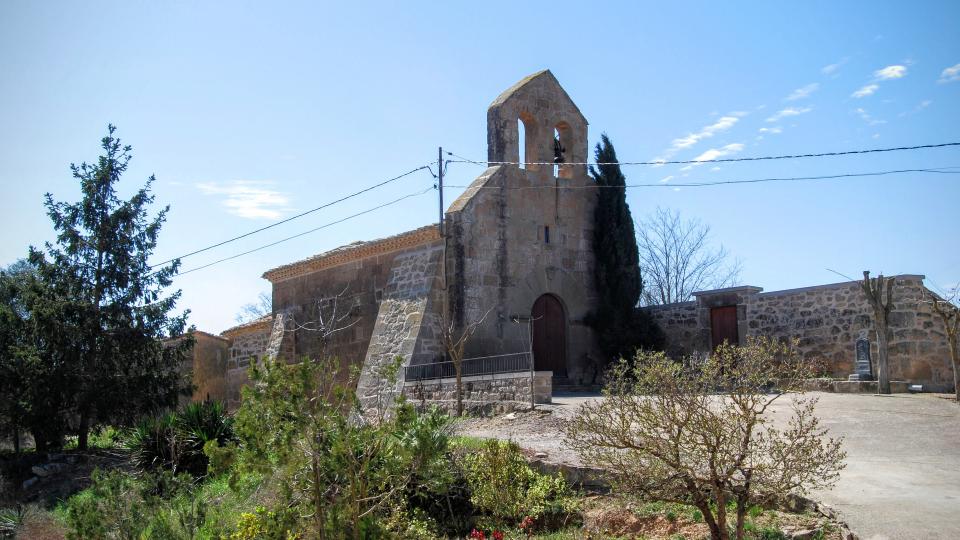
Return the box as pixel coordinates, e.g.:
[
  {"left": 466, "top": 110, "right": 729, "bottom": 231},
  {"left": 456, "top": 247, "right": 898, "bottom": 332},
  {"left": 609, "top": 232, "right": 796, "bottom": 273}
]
[{"left": 1, "top": 1, "right": 958, "bottom": 332}]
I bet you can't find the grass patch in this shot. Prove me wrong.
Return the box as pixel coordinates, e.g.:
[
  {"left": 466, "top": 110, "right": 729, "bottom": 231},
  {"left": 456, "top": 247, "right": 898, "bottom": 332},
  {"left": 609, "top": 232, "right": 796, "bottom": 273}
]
[{"left": 450, "top": 434, "right": 491, "bottom": 451}]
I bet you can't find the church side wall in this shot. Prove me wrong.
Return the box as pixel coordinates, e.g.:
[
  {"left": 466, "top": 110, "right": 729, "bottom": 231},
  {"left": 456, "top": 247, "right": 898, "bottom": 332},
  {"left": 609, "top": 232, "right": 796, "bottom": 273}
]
[{"left": 270, "top": 241, "right": 443, "bottom": 378}]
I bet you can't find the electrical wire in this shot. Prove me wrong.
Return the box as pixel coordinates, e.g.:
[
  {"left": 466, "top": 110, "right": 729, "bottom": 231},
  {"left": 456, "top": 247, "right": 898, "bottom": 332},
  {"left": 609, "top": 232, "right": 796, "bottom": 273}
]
[
  {"left": 150, "top": 165, "right": 432, "bottom": 269},
  {"left": 173, "top": 185, "right": 436, "bottom": 277},
  {"left": 445, "top": 142, "right": 960, "bottom": 167},
  {"left": 441, "top": 167, "right": 960, "bottom": 190}
]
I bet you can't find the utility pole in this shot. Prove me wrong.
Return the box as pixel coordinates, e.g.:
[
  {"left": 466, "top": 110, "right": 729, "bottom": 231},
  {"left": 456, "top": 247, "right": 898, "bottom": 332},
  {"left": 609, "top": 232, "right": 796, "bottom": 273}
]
[{"left": 438, "top": 146, "right": 444, "bottom": 236}]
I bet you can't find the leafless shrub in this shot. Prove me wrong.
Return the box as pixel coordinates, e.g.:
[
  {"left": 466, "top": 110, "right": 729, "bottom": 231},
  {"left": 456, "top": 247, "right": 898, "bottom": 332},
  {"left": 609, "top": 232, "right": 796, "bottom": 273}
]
[{"left": 565, "top": 337, "right": 846, "bottom": 540}]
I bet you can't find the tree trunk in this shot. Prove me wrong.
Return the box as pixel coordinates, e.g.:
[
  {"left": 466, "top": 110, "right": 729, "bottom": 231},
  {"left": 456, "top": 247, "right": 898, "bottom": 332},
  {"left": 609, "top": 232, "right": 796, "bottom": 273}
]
[
  {"left": 455, "top": 362, "right": 463, "bottom": 417},
  {"left": 715, "top": 493, "right": 730, "bottom": 540},
  {"left": 696, "top": 500, "right": 724, "bottom": 540},
  {"left": 875, "top": 309, "right": 891, "bottom": 395},
  {"left": 735, "top": 499, "right": 747, "bottom": 540},
  {"left": 77, "top": 409, "right": 90, "bottom": 451},
  {"left": 13, "top": 428, "right": 20, "bottom": 454},
  {"left": 949, "top": 335, "right": 959, "bottom": 403}
]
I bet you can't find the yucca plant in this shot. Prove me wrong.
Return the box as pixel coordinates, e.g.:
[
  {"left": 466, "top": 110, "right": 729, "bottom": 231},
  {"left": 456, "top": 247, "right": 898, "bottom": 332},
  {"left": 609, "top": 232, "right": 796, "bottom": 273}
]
[
  {"left": 175, "top": 401, "right": 234, "bottom": 477},
  {"left": 127, "top": 412, "right": 179, "bottom": 472},
  {"left": 127, "top": 401, "right": 235, "bottom": 477}
]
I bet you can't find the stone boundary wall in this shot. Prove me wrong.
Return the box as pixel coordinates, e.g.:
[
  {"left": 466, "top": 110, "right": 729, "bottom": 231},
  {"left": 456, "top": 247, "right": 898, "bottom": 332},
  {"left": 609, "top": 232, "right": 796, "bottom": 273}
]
[
  {"left": 748, "top": 276, "right": 951, "bottom": 390},
  {"left": 646, "top": 275, "right": 954, "bottom": 391},
  {"left": 645, "top": 301, "right": 699, "bottom": 358},
  {"left": 402, "top": 370, "right": 553, "bottom": 414}
]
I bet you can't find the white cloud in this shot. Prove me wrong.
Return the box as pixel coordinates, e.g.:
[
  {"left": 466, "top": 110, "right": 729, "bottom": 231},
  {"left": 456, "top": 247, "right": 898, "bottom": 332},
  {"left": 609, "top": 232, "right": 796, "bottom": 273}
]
[
  {"left": 765, "top": 107, "right": 812, "bottom": 122},
  {"left": 758, "top": 126, "right": 783, "bottom": 134},
  {"left": 854, "top": 108, "right": 886, "bottom": 126},
  {"left": 711, "top": 166, "right": 722, "bottom": 172},
  {"left": 874, "top": 65, "right": 907, "bottom": 80},
  {"left": 670, "top": 115, "right": 740, "bottom": 150},
  {"left": 196, "top": 180, "right": 292, "bottom": 220},
  {"left": 939, "top": 63, "right": 960, "bottom": 83},
  {"left": 851, "top": 84, "right": 879, "bottom": 98},
  {"left": 659, "top": 175, "right": 674, "bottom": 183},
  {"left": 785, "top": 83, "right": 819, "bottom": 101},
  {"left": 822, "top": 58, "right": 848, "bottom": 76},
  {"left": 692, "top": 143, "right": 745, "bottom": 163}
]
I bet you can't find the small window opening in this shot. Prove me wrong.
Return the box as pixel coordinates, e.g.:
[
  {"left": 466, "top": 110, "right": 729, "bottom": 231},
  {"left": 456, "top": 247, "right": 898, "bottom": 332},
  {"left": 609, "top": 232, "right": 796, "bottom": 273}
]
[
  {"left": 518, "top": 118, "right": 526, "bottom": 170},
  {"left": 544, "top": 225, "right": 550, "bottom": 244}
]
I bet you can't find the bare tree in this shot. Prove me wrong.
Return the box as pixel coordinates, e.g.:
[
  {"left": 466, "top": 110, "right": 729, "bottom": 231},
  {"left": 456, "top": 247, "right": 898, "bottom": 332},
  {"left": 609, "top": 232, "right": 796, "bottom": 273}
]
[
  {"left": 566, "top": 338, "right": 845, "bottom": 540},
  {"left": 922, "top": 287, "right": 960, "bottom": 402},
  {"left": 235, "top": 291, "right": 272, "bottom": 323},
  {"left": 439, "top": 308, "right": 491, "bottom": 417},
  {"left": 636, "top": 207, "right": 741, "bottom": 305},
  {"left": 859, "top": 271, "right": 895, "bottom": 394}
]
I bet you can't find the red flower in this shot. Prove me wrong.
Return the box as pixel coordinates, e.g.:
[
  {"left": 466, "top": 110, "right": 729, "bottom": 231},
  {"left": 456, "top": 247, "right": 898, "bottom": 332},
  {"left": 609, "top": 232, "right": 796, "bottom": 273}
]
[
  {"left": 492, "top": 531, "right": 504, "bottom": 540},
  {"left": 469, "top": 529, "right": 486, "bottom": 540}
]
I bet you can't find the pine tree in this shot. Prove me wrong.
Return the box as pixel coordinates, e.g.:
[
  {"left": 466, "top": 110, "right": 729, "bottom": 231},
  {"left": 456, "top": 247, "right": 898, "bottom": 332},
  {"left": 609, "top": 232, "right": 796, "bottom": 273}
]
[
  {"left": 28, "top": 125, "right": 190, "bottom": 450},
  {"left": 588, "top": 134, "right": 663, "bottom": 363}
]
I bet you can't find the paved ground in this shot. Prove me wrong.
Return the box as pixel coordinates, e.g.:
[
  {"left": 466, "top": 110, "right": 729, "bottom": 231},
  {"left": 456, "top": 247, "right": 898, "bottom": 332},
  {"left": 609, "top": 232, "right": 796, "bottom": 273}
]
[{"left": 455, "top": 391, "right": 960, "bottom": 540}]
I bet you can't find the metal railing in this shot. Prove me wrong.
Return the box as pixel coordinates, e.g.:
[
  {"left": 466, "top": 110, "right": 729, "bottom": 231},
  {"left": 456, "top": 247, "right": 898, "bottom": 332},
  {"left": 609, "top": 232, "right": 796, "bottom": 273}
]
[{"left": 403, "top": 352, "right": 531, "bottom": 381}]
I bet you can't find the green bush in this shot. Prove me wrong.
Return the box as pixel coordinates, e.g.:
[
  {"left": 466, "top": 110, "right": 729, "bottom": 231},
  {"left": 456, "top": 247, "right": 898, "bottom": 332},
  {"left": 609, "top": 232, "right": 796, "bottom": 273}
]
[{"left": 463, "top": 439, "right": 572, "bottom": 523}]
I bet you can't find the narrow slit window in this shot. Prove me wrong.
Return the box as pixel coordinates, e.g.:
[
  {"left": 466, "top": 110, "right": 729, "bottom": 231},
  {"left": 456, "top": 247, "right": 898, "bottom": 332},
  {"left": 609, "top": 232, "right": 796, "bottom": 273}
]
[
  {"left": 553, "top": 127, "right": 561, "bottom": 177},
  {"left": 544, "top": 225, "right": 550, "bottom": 244},
  {"left": 518, "top": 118, "right": 526, "bottom": 169}
]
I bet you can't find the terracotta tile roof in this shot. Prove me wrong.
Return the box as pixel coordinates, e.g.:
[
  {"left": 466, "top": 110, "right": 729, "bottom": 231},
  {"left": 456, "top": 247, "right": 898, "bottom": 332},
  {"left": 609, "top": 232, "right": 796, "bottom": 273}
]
[
  {"left": 221, "top": 314, "right": 274, "bottom": 337},
  {"left": 261, "top": 224, "right": 441, "bottom": 283}
]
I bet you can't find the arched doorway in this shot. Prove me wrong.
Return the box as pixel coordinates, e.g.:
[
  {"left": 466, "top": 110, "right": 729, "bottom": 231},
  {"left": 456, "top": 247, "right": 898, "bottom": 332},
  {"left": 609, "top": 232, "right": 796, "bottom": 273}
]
[{"left": 531, "top": 294, "right": 567, "bottom": 376}]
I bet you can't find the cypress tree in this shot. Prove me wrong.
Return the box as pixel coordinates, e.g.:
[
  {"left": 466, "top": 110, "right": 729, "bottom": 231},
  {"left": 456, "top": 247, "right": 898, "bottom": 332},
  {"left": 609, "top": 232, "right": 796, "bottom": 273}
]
[{"left": 589, "top": 134, "right": 663, "bottom": 362}]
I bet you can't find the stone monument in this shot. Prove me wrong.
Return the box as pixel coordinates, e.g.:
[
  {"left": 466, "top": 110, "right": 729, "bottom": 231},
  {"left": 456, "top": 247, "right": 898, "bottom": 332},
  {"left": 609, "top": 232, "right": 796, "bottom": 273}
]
[{"left": 848, "top": 331, "right": 874, "bottom": 381}]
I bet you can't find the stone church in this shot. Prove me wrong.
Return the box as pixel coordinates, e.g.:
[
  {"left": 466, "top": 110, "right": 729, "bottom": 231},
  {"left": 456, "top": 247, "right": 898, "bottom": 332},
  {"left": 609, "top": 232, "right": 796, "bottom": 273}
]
[
  {"left": 192, "top": 71, "right": 604, "bottom": 411},
  {"left": 179, "top": 70, "right": 956, "bottom": 411}
]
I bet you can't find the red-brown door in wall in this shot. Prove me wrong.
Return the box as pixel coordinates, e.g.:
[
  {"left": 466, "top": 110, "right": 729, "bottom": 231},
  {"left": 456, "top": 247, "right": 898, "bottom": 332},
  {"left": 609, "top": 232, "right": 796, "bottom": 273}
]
[
  {"left": 532, "top": 294, "right": 567, "bottom": 376},
  {"left": 710, "top": 305, "right": 739, "bottom": 349}
]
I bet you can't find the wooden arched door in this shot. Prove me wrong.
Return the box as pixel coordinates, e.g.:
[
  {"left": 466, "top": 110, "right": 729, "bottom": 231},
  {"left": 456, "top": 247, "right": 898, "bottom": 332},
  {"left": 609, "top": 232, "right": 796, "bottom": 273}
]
[{"left": 532, "top": 294, "right": 567, "bottom": 376}]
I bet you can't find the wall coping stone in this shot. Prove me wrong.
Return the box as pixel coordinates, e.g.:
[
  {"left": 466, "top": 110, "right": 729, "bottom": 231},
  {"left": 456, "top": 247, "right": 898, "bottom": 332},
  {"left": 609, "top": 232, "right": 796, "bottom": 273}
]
[
  {"left": 262, "top": 225, "right": 441, "bottom": 283},
  {"left": 693, "top": 285, "right": 764, "bottom": 297},
  {"left": 647, "top": 274, "right": 928, "bottom": 308},
  {"left": 221, "top": 314, "right": 274, "bottom": 338},
  {"left": 643, "top": 301, "right": 697, "bottom": 311},
  {"left": 403, "top": 370, "right": 553, "bottom": 387},
  {"left": 755, "top": 274, "right": 925, "bottom": 299}
]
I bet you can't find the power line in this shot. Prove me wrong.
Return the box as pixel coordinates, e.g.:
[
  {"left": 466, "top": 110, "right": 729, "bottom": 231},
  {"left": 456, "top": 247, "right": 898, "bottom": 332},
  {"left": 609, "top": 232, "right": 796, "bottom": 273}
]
[
  {"left": 151, "top": 165, "right": 432, "bottom": 269},
  {"left": 173, "top": 185, "right": 436, "bottom": 277},
  {"left": 445, "top": 142, "right": 960, "bottom": 167},
  {"left": 442, "top": 167, "right": 960, "bottom": 190}
]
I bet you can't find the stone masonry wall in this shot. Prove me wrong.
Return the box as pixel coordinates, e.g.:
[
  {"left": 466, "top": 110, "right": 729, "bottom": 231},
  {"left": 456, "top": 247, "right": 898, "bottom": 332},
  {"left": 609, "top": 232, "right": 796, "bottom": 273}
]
[
  {"left": 646, "top": 301, "right": 700, "bottom": 358},
  {"left": 222, "top": 320, "right": 271, "bottom": 411},
  {"left": 402, "top": 371, "right": 553, "bottom": 414},
  {"left": 747, "top": 276, "right": 952, "bottom": 390},
  {"left": 356, "top": 243, "right": 445, "bottom": 415},
  {"left": 445, "top": 71, "right": 602, "bottom": 386},
  {"left": 648, "top": 276, "right": 954, "bottom": 391},
  {"left": 270, "top": 241, "right": 443, "bottom": 384}
]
